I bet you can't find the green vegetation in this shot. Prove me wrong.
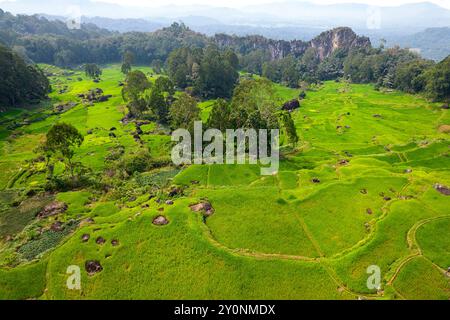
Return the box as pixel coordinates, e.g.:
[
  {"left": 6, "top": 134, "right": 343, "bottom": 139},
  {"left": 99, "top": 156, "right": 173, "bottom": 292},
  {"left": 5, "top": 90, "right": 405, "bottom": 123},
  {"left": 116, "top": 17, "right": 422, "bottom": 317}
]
[
  {"left": 0, "top": 63, "right": 448, "bottom": 300},
  {"left": 0, "top": 44, "right": 50, "bottom": 108},
  {"left": 84, "top": 64, "right": 102, "bottom": 80}
]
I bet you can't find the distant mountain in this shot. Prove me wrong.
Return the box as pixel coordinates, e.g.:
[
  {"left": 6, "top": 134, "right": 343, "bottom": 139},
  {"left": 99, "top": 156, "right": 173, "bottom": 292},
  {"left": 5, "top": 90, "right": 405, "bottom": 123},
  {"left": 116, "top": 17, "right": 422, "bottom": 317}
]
[
  {"left": 387, "top": 27, "right": 450, "bottom": 61},
  {"left": 193, "top": 25, "right": 323, "bottom": 41},
  {"left": 79, "top": 17, "right": 163, "bottom": 33},
  {"left": 2, "top": 0, "right": 450, "bottom": 61},
  {"left": 0, "top": 0, "right": 137, "bottom": 18},
  {"left": 2, "top": 0, "right": 450, "bottom": 34},
  {"left": 241, "top": 2, "right": 450, "bottom": 32}
]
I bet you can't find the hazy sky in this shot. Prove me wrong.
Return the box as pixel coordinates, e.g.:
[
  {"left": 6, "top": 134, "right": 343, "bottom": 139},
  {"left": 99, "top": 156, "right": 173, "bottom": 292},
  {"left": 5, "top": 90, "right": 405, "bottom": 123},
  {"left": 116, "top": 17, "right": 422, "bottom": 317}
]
[
  {"left": 0, "top": 0, "right": 449, "bottom": 9},
  {"left": 90, "top": 0, "right": 450, "bottom": 9}
]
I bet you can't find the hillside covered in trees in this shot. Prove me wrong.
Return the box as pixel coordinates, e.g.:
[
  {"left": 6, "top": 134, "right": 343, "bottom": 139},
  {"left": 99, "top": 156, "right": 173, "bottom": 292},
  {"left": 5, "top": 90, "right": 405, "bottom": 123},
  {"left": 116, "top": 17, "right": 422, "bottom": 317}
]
[
  {"left": 1, "top": 9, "right": 449, "bottom": 108},
  {"left": 0, "top": 5, "right": 449, "bottom": 302},
  {"left": 0, "top": 44, "right": 50, "bottom": 108}
]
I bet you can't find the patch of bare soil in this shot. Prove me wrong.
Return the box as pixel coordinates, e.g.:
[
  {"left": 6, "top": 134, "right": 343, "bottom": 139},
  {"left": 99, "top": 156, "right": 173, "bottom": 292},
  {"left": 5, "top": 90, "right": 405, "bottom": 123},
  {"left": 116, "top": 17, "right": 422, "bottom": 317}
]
[{"left": 438, "top": 125, "right": 450, "bottom": 134}]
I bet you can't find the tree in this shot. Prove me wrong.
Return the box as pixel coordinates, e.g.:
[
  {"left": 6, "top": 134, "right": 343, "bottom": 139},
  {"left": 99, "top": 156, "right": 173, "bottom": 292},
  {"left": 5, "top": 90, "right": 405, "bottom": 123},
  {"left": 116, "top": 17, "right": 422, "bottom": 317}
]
[
  {"left": 193, "top": 46, "right": 239, "bottom": 99},
  {"left": 394, "top": 59, "right": 433, "bottom": 93},
  {"left": 167, "top": 47, "right": 193, "bottom": 88},
  {"left": 154, "top": 77, "right": 175, "bottom": 96},
  {"left": 147, "top": 87, "right": 169, "bottom": 123},
  {"left": 121, "top": 51, "right": 134, "bottom": 75},
  {"left": 84, "top": 63, "right": 102, "bottom": 79},
  {"left": 151, "top": 59, "right": 163, "bottom": 74},
  {"left": 207, "top": 99, "right": 232, "bottom": 131},
  {"left": 229, "top": 78, "right": 280, "bottom": 130},
  {"left": 169, "top": 93, "right": 200, "bottom": 130},
  {"left": 122, "top": 70, "right": 151, "bottom": 117},
  {"left": 44, "top": 123, "right": 84, "bottom": 180},
  {"left": 425, "top": 56, "right": 450, "bottom": 102},
  {"left": 281, "top": 112, "right": 299, "bottom": 147},
  {"left": 144, "top": 77, "right": 175, "bottom": 123},
  {"left": 224, "top": 49, "right": 239, "bottom": 70},
  {"left": 0, "top": 44, "right": 50, "bottom": 107}
]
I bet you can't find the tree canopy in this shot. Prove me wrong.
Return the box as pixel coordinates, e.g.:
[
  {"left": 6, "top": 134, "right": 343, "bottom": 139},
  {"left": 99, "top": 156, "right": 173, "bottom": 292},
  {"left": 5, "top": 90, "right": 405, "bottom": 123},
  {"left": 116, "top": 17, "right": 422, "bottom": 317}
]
[{"left": 0, "top": 44, "right": 50, "bottom": 107}]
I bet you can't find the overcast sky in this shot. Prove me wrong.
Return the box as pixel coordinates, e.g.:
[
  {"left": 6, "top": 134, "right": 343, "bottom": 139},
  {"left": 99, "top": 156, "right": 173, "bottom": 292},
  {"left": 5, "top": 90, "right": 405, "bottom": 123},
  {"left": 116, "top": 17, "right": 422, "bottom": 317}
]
[{"left": 89, "top": 0, "right": 450, "bottom": 9}]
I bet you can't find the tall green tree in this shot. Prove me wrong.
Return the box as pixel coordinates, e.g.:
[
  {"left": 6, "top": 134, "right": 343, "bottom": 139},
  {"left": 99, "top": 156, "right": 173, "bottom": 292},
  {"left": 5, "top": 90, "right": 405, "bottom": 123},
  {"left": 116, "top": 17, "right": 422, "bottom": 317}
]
[
  {"left": 230, "top": 78, "right": 280, "bottom": 129},
  {"left": 0, "top": 44, "right": 50, "bottom": 107},
  {"left": 122, "top": 70, "right": 151, "bottom": 117},
  {"left": 167, "top": 47, "right": 193, "bottom": 88},
  {"left": 425, "top": 56, "right": 450, "bottom": 102},
  {"left": 147, "top": 87, "right": 169, "bottom": 123},
  {"left": 394, "top": 59, "right": 434, "bottom": 93},
  {"left": 281, "top": 112, "right": 299, "bottom": 147},
  {"left": 121, "top": 51, "right": 134, "bottom": 75},
  {"left": 154, "top": 77, "right": 175, "bottom": 96},
  {"left": 224, "top": 49, "right": 239, "bottom": 70},
  {"left": 169, "top": 93, "right": 200, "bottom": 130},
  {"left": 84, "top": 63, "right": 102, "bottom": 79},
  {"left": 207, "top": 99, "right": 232, "bottom": 131},
  {"left": 44, "top": 123, "right": 84, "bottom": 180},
  {"left": 193, "top": 46, "right": 239, "bottom": 99}
]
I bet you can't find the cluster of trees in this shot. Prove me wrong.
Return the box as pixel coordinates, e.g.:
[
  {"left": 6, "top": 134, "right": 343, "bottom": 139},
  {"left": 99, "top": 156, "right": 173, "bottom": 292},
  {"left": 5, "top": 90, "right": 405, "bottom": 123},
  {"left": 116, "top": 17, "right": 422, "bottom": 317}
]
[
  {"left": 261, "top": 49, "right": 326, "bottom": 88},
  {"left": 121, "top": 70, "right": 177, "bottom": 124},
  {"left": 84, "top": 63, "right": 102, "bottom": 79},
  {"left": 167, "top": 45, "right": 239, "bottom": 99},
  {"left": 121, "top": 51, "right": 134, "bottom": 75},
  {"left": 206, "top": 78, "right": 299, "bottom": 146},
  {"left": 1, "top": 10, "right": 208, "bottom": 67},
  {"left": 0, "top": 44, "right": 50, "bottom": 107},
  {"left": 425, "top": 55, "right": 450, "bottom": 102},
  {"left": 343, "top": 47, "right": 450, "bottom": 102},
  {"left": 256, "top": 43, "right": 449, "bottom": 102},
  {"left": 1, "top": 9, "right": 448, "bottom": 104}
]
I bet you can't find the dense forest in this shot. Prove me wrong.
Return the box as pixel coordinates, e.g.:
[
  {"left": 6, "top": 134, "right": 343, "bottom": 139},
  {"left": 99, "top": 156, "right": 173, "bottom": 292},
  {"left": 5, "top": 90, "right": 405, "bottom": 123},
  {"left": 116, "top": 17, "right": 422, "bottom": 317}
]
[
  {"left": 0, "top": 9, "right": 449, "bottom": 110},
  {"left": 0, "top": 44, "right": 50, "bottom": 107}
]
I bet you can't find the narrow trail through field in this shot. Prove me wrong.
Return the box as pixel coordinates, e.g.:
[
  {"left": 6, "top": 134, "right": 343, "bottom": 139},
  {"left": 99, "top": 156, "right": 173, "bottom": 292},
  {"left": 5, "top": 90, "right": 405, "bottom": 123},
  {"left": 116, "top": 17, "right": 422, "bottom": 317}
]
[
  {"left": 387, "top": 213, "right": 450, "bottom": 287},
  {"left": 195, "top": 176, "right": 450, "bottom": 299}
]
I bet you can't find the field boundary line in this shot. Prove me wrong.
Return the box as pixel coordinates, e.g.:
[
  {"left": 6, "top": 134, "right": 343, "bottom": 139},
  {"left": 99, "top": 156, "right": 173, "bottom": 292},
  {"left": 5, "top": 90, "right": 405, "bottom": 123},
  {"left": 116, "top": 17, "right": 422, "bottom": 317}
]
[
  {"left": 197, "top": 217, "right": 318, "bottom": 262},
  {"left": 388, "top": 214, "right": 450, "bottom": 286},
  {"left": 292, "top": 211, "right": 325, "bottom": 258}
]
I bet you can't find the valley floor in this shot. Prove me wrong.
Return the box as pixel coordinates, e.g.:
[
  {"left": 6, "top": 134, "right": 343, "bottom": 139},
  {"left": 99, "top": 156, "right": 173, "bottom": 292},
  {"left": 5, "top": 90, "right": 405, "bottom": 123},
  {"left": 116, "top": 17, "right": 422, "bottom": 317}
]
[{"left": 0, "top": 65, "right": 449, "bottom": 300}]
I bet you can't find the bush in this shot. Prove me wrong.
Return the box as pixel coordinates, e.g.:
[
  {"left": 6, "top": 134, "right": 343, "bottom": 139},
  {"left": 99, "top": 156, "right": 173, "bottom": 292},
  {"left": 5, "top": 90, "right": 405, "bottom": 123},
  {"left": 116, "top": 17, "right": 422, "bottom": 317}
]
[{"left": 121, "top": 150, "right": 152, "bottom": 175}]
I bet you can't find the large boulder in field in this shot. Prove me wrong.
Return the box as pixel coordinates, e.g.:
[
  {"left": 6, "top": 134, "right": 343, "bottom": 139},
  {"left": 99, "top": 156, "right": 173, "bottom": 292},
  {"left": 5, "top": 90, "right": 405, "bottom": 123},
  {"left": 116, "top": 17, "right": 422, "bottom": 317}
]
[
  {"left": 85, "top": 260, "right": 103, "bottom": 276},
  {"left": 152, "top": 215, "right": 169, "bottom": 226},
  {"left": 434, "top": 184, "right": 450, "bottom": 195},
  {"left": 50, "top": 221, "right": 64, "bottom": 232},
  {"left": 282, "top": 99, "right": 300, "bottom": 112},
  {"left": 37, "top": 201, "right": 68, "bottom": 218},
  {"left": 189, "top": 202, "right": 214, "bottom": 216}
]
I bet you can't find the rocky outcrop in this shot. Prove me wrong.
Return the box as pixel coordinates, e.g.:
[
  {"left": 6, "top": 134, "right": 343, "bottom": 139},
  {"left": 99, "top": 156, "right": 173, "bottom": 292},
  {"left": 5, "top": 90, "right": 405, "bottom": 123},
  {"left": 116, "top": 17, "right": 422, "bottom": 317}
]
[
  {"left": 85, "top": 260, "right": 103, "bottom": 276},
  {"left": 214, "top": 27, "right": 370, "bottom": 62},
  {"left": 282, "top": 99, "right": 300, "bottom": 112},
  {"left": 37, "top": 201, "right": 68, "bottom": 218},
  {"left": 309, "top": 27, "right": 371, "bottom": 60}
]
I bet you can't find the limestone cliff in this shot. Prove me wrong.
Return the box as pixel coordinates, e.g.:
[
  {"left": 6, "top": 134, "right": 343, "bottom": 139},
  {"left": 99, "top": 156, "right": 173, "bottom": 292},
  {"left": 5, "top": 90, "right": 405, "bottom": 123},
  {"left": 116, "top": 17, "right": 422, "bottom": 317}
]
[{"left": 214, "top": 27, "right": 371, "bottom": 61}]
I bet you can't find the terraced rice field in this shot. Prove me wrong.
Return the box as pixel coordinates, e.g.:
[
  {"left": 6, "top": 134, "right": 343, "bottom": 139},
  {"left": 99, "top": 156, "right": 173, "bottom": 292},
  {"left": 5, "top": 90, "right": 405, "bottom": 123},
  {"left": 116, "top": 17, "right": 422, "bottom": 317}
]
[{"left": 0, "top": 65, "right": 449, "bottom": 299}]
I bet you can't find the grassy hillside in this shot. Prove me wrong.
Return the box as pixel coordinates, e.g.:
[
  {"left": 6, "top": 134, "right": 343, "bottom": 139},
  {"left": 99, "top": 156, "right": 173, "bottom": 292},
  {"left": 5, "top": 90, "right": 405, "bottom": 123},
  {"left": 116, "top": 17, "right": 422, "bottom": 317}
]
[{"left": 0, "top": 65, "right": 448, "bottom": 300}]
